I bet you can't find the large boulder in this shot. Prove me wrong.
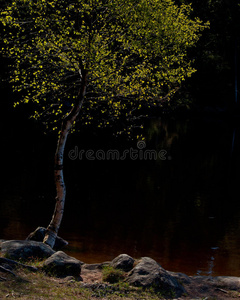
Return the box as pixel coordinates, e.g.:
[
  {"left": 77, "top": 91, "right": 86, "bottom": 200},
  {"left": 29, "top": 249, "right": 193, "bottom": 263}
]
[
  {"left": 43, "top": 251, "right": 83, "bottom": 277},
  {"left": 126, "top": 257, "right": 185, "bottom": 296},
  {"left": 111, "top": 254, "right": 135, "bottom": 272},
  {"left": 26, "top": 227, "right": 68, "bottom": 250},
  {"left": 212, "top": 276, "right": 240, "bottom": 291},
  {"left": 0, "top": 240, "right": 55, "bottom": 261}
]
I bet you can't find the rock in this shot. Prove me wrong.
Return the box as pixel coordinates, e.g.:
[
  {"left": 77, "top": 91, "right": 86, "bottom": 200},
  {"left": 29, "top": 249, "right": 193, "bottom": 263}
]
[
  {"left": 126, "top": 257, "right": 185, "bottom": 296},
  {"left": 82, "top": 262, "right": 110, "bottom": 271},
  {"left": 212, "top": 276, "right": 240, "bottom": 290},
  {"left": 0, "top": 240, "right": 55, "bottom": 261},
  {"left": 111, "top": 254, "right": 135, "bottom": 272},
  {"left": 26, "top": 227, "right": 68, "bottom": 250},
  {"left": 0, "top": 240, "right": 5, "bottom": 247},
  {"left": 168, "top": 271, "right": 191, "bottom": 284},
  {"left": 43, "top": 251, "right": 82, "bottom": 277},
  {"left": 63, "top": 275, "right": 83, "bottom": 282}
]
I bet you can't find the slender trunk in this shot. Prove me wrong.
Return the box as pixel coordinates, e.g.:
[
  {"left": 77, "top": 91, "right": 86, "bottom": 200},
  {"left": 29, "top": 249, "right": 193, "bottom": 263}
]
[{"left": 43, "top": 69, "right": 88, "bottom": 248}]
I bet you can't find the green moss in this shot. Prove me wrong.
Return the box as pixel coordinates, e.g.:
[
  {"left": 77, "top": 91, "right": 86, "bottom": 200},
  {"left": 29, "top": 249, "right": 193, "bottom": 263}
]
[{"left": 102, "top": 265, "right": 125, "bottom": 283}]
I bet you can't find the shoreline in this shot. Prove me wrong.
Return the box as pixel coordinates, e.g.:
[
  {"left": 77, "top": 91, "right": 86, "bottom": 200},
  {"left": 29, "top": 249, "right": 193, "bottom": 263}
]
[{"left": 1, "top": 239, "right": 240, "bottom": 299}]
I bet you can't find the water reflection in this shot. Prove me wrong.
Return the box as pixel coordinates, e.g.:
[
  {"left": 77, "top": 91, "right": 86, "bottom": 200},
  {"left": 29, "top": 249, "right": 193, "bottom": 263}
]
[{"left": 1, "top": 116, "right": 240, "bottom": 276}]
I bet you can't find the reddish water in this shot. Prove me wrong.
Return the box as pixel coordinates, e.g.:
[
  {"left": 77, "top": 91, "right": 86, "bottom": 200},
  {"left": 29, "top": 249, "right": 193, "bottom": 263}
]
[{"left": 1, "top": 117, "right": 240, "bottom": 276}]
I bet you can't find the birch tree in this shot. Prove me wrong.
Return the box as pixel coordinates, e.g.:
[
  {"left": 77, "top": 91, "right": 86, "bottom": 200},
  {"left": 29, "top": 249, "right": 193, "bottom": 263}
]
[{"left": 0, "top": 0, "right": 207, "bottom": 248}]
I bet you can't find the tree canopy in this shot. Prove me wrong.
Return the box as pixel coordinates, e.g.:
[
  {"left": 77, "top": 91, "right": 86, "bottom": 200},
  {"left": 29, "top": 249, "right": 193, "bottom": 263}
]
[{"left": 1, "top": 0, "right": 207, "bottom": 132}]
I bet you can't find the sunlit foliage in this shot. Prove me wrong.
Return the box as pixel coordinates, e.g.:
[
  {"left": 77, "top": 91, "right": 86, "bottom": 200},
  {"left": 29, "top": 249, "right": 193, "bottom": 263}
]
[{"left": 1, "top": 0, "right": 208, "bottom": 131}]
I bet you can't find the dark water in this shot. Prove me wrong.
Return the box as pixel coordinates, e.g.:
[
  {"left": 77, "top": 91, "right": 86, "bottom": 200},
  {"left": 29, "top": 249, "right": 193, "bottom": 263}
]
[{"left": 1, "top": 115, "right": 240, "bottom": 276}]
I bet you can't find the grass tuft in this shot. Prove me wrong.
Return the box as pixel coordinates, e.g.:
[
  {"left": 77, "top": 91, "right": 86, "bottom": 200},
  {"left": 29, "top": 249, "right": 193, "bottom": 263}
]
[{"left": 102, "top": 265, "right": 125, "bottom": 284}]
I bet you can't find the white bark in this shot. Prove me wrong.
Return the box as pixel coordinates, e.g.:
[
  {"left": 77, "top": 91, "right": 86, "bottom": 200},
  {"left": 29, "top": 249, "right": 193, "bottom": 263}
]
[{"left": 43, "top": 70, "right": 88, "bottom": 248}]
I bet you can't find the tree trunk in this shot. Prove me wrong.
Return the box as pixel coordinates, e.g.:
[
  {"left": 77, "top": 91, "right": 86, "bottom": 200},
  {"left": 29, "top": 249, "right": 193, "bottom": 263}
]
[{"left": 43, "top": 69, "right": 88, "bottom": 248}]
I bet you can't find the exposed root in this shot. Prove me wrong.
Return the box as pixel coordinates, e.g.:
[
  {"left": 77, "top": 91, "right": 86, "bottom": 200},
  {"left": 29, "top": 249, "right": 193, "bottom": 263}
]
[{"left": 0, "top": 265, "right": 16, "bottom": 277}]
